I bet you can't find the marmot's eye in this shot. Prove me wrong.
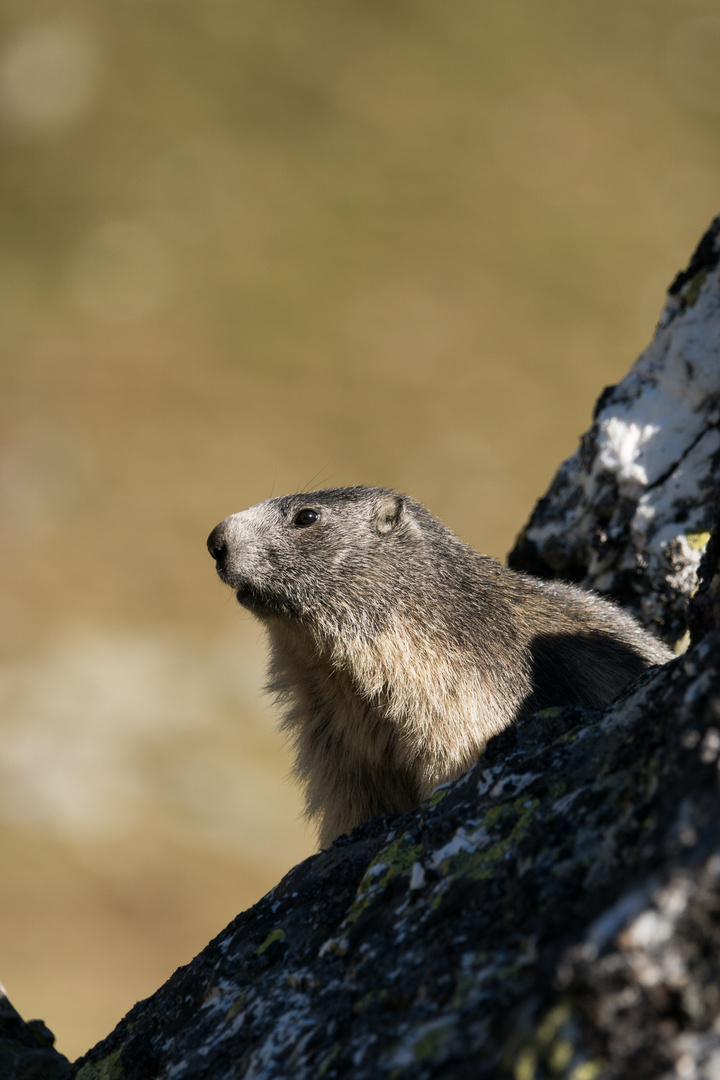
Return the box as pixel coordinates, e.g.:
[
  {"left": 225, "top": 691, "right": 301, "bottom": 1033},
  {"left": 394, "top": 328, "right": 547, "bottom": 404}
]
[{"left": 293, "top": 508, "right": 320, "bottom": 528}]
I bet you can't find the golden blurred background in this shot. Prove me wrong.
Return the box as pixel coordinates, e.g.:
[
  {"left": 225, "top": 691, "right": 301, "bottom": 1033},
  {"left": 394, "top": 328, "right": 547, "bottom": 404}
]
[{"left": 0, "top": 0, "right": 718, "bottom": 1060}]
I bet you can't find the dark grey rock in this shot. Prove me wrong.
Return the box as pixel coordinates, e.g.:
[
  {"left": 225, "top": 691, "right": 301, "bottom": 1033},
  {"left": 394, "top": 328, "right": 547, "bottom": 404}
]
[{"left": 0, "top": 984, "right": 70, "bottom": 1080}]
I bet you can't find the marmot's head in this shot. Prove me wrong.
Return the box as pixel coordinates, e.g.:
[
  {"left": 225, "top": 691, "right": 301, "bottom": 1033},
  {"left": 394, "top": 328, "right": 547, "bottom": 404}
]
[{"left": 207, "top": 487, "right": 433, "bottom": 634}]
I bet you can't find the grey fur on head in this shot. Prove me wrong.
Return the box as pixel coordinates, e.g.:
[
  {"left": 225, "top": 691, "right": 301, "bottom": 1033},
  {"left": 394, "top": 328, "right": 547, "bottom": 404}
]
[{"left": 208, "top": 486, "right": 672, "bottom": 848}]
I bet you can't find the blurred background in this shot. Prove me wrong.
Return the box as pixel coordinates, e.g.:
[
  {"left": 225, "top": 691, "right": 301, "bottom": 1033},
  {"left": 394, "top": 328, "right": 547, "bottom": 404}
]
[{"left": 0, "top": 0, "right": 718, "bottom": 1060}]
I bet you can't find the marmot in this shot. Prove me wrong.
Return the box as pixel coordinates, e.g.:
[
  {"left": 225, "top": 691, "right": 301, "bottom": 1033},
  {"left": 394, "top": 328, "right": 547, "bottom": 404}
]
[{"left": 207, "top": 486, "right": 672, "bottom": 848}]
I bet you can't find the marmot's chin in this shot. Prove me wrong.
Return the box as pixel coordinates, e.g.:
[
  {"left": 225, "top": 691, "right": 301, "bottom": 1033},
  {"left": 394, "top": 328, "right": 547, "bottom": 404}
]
[
  {"left": 234, "top": 583, "right": 253, "bottom": 606},
  {"left": 235, "top": 583, "right": 274, "bottom": 615}
]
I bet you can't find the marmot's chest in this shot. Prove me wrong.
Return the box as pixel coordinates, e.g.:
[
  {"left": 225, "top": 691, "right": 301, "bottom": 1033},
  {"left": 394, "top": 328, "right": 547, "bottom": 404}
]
[{"left": 304, "top": 664, "right": 401, "bottom": 767}]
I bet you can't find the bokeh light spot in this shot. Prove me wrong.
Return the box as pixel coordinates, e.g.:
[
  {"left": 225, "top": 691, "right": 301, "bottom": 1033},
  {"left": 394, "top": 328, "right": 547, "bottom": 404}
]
[{"left": 0, "top": 20, "right": 101, "bottom": 134}]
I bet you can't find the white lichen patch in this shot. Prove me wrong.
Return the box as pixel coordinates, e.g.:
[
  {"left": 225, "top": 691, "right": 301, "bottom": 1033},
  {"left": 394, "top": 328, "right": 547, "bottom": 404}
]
[
  {"left": 430, "top": 828, "right": 486, "bottom": 870},
  {"left": 596, "top": 416, "right": 661, "bottom": 487},
  {"left": 408, "top": 862, "right": 426, "bottom": 890}
]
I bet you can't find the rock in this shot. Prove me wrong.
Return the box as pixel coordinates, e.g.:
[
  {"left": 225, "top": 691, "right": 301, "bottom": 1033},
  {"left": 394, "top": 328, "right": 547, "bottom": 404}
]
[
  {"left": 0, "top": 981, "right": 71, "bottom": 1080},
  {"left": 64, "top": 215, "right": 720, "bottom": 1080},
  {"left": 509, "top": 215, "right": 720, "bottom": 646}
]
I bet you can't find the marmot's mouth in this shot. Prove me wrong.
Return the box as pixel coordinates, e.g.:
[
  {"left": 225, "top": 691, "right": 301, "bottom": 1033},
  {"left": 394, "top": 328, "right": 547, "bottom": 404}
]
[
  {"left": 215, "top": 570, "right": 262, "bottom": 608},
  {"left": 235, "top": 583, "right": 300, "bottom": 620}
]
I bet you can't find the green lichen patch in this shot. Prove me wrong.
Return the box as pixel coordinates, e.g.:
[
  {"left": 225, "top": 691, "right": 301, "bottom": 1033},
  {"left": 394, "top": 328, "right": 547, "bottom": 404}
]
[
  {"left": 568, "top": 1061, "right": 606, "bottom": 1080},
  {"left": 506, "top": 999, "right": 610, "bottom": 1080},
  {"left": 318, "top": 1043, "right": 342, "bottom": 1075},
  {"left": 352, "top": 987, "right": 389, "bottom": 1014},
  {"left": 74, "top": 1050, "right": 123, "bottom": 1080},
  {"left": 508, "top": 1000, "right": 588, "bottom": 1079},
  {"left": 256, "top": 928, "right": 286, "bottom": 955},
  {"left": 344, "top": 834, "right": 425, "bottom": 926},
  {"left": 686, "top": 530, "right": 711, "bottom": 551},
  {"left": 435, "top": 796, "right": 539, "bottom": 881},
  {"left": 225, "top": 990, "right": 247, "bottom": 1022},
  {"left": 681, "top": 268, "right": 708, "bottom": 310}
]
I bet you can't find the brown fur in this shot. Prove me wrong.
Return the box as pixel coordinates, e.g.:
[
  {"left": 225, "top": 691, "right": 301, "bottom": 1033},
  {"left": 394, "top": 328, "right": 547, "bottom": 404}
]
[{"left": 207, "top": 487, "right": 672, "bottom": 847}]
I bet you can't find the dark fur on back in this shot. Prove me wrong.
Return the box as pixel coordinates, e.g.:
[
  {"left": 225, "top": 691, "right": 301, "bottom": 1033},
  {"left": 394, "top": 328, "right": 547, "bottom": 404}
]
[{"left": 208, "top": 486, "right": 672, "bottom": 846}]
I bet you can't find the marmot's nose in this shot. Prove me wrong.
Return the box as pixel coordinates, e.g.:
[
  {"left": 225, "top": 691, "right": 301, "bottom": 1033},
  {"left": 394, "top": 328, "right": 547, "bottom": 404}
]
[{"left": 207, "top": 523, "right": 228, "bottom": 568}]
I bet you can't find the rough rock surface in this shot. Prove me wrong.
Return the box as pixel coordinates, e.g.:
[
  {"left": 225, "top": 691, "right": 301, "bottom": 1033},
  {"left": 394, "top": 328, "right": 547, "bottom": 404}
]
[
  {"left": 509, "top": 215, "right": 720, "bottom": 645},
  {"left": 4, "top": 217, "right": 720, "bottom": 1080},
  {"left": 0, "top": 981, "right": 70, "bottom": 1079}
]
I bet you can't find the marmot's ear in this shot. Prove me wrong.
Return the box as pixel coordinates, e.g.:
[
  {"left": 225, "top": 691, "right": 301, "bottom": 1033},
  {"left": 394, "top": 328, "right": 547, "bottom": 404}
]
[{"left": 374, "top": 494, "right": 404, "bottom": 535}]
